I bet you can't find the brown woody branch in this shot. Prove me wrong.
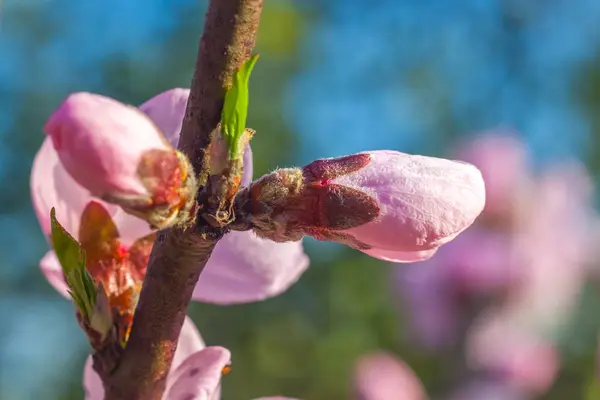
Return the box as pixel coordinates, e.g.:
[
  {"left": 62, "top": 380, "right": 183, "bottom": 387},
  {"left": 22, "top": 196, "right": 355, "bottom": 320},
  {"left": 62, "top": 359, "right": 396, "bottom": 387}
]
[{"left": 97, "top": 1, "right": 263, "bottom": 399}]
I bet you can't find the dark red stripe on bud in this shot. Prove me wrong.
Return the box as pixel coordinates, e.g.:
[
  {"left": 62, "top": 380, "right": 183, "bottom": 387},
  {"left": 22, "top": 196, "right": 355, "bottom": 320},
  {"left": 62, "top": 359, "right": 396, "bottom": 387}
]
[
  {"left": 302, "top": 153, "right": 371, "bottom": 183},
  {"left": 313, "top": 184, "right": 379, "bottom": 230}
]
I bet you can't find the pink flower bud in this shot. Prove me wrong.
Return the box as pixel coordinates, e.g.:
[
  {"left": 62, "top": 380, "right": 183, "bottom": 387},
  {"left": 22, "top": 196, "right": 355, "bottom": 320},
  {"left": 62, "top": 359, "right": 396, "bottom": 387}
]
[
  {"left": 44, "top": 92, "right": 197, "bottom": 229},
  {"left": 45, "top": 92, "right": 171, "bottom": 197},
  {"left": 243, "top": 150, "right": 485, "bottom": 262}
]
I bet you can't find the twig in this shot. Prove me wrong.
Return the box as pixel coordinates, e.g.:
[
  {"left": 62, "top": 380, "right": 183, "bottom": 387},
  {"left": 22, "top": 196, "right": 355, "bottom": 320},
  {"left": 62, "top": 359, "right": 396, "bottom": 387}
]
[{"left": 97, "top": 1, "right": 263, "bottom": 399}]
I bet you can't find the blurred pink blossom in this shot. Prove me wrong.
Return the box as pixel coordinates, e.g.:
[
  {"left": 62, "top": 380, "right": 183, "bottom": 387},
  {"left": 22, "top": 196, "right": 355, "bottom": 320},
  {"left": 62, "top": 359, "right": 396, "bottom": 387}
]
[
  {"left": 465, "top": 162, "right": 593, "bottom": 395},
  {"left": 395, "top": 133, "right": 596, "bottom": 395},
  {"left": 353, "top": 351, "right": 427, "bottom": 400},
  {"left": 31, "top": 88, "right": 309, "bottom": 305},
  {"left": 395, "top": 228, "right": 520, "bottom": 348}
]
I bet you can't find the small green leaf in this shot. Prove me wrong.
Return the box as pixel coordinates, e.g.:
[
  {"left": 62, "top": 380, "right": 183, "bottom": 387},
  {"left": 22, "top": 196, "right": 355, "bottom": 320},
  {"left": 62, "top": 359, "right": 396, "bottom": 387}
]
[
  {"left": 50, "top": 208, "right": 97, "bottom": 320},
  {"left": 221, "top": 54, "right": 259, "bottom": 159}
]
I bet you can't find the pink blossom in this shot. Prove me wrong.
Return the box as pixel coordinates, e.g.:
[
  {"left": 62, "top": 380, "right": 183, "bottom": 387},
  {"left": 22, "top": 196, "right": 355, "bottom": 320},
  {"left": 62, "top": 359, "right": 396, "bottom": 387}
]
[
  {"left": 32, "top": 88, "right": 309, "bottom": 305},
  {"left": 244, "top": 151, "right": 485, "bottom": 263},
  {"left": 45, "top": 92, "right": 172, "bottom": 199},
  {"left": 394, "top": 134, "right": 595, "bottom": 396},
  {"left": 353, "top": 351, "right": 427, "bottom": 400},
  {"left": 465, "top": 162, "right": 592, "bottom": 395}
]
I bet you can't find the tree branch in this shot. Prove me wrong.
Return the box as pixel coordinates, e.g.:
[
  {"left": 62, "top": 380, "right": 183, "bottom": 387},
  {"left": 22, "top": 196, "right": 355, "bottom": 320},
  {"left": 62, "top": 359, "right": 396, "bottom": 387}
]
[{"left": 97, "top": 1, "right": 263, "bottom": 399}]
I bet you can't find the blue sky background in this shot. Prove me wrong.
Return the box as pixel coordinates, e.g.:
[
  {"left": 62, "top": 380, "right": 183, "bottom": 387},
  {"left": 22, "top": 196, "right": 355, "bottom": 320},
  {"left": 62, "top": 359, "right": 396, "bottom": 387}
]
[{"left": 2, "top": 0, "right": 600, "bottom": 398}]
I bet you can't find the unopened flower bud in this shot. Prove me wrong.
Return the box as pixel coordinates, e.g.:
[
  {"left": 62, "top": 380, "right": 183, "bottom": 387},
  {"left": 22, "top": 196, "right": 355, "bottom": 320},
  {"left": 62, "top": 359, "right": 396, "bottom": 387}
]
[
  {"left": 241, "top": 150, "right": 485, "bottom": 262},
  {"left": 44, "top": 92, "right": 197, "bottom": 229}
]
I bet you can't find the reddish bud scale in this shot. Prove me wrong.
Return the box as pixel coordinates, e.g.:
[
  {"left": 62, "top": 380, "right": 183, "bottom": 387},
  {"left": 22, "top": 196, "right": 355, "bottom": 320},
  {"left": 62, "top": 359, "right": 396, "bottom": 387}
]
[
  {"left": 77, "top": 201, "right": 152, "bottom": 345},
  {"left": 302, "top": 153, "right": 372, "bottom": 182},
  {"left": 137, "top": 149, "right": 185, "bottom": 207},
  {"left": 244, "top": 153, "right": 380, "bottom": 243}
]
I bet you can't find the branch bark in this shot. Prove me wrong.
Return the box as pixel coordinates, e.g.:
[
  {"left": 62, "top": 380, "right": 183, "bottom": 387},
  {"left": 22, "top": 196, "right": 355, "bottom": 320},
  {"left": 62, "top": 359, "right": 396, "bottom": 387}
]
[{"left": 97, "top": 1, "right": 263, "bottom": 399}]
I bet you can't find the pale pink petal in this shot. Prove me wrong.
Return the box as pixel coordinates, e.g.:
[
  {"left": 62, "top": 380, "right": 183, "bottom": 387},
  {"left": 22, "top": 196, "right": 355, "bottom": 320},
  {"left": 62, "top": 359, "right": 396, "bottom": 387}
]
[
  {"left": 111, "top": 208, "right": 153, "bottom": 244},
  {"left": 193, "top": 232, "right": 309, "bottom": 304},
  {"left": 362, "top": 248, "right": 438, "bottom": 262},
  {"left": 84, "top": 316, "right": 205, "bottom": 400},
  {"left": 353, "top": 351, "right": 427, "bottom": 400},
  {"left": 40, "top": 250, "right": 70, "bottom": 298},
  {"left": 336, "top": 150, "right": 486, "bottom": 254},
  {"left": 83, "top": 356, "right": 104, "bottom": 400},
  {"left": 45, "top": 92, "right": 170, "bottom": 198},
  {"left": 31, "top": 136, "right": 95, "bottom": 238},
  {"left": 31, "top": 137, "right": 150, "bottom": 245},
  {"left": 170, "top": 316, "right": 207, "bottom": 375},
  {"left": 138, "top": 88, "right": 190, "bottom": 147},
  {"left": 164, "top": 346, "right": 231, "bottom": 400},
  {"left": 138, "top": 88, "right": 254, "bottom": 185}
]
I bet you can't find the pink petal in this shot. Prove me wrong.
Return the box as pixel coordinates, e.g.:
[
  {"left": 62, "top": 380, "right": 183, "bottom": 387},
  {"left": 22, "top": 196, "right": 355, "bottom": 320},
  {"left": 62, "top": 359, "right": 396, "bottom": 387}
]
[
  {"left": 193, "top": 232, "right": 309, "bottom": 304},
  {"left": 353, "top": 351, "right": 427, "bottom": 400},
  {"left": 171, "top": 316, "right": 207, "bottom": 374},
  {"left": 84, "top": 316, "right": 205, "bottom": 400},
  {"left": 40, "top": 250, "right": 70, "bottom": 298},
  {"left": 45, "top": 92, "right": 170, "bottom": 198},
  {"left": 31, "top": 136, "right": 96, "bottom": 238},
  {"left": 164, "top": 346, "right": 231, "bottom": 400},
  {"left": 31, "top": 137, "right": 151, "bottom": 244},
  {"left": 138, "top": 88, "right": 190, "bottom": 147},
  {"left": 336, "top": 150, "right": 485, "bottom": 255},
  {"left": 362, "top": 248, "right": 438, "bottom": 262},
  {"left": 138, "top": 88, "right": 254, "bottom": 185},
  {"left": 83, "top": 357, "right": 104, "bottom": 400}
]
